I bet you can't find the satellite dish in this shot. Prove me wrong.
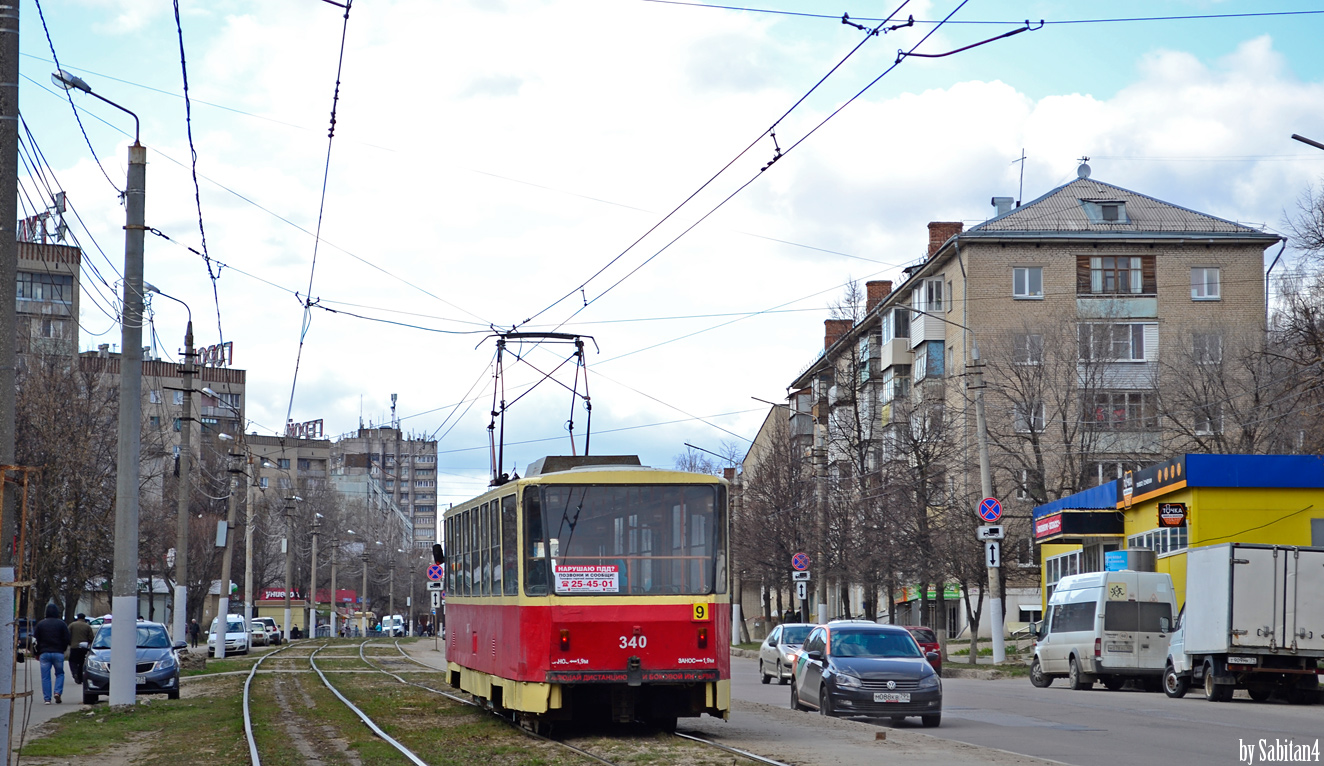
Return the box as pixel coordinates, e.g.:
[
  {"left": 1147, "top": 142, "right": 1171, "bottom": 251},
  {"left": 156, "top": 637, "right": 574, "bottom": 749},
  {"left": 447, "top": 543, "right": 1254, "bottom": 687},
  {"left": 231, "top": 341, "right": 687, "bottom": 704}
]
[{"left": 1077, "top": 160, "right": 1091, "bottom": 179}]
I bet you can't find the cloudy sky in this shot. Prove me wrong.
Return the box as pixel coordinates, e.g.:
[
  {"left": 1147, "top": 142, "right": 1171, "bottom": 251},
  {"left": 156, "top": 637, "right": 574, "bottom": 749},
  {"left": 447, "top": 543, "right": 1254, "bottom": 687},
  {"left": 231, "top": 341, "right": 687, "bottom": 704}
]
[{"left": 20, "top": 0, "right": 1324, "bottom": 503}]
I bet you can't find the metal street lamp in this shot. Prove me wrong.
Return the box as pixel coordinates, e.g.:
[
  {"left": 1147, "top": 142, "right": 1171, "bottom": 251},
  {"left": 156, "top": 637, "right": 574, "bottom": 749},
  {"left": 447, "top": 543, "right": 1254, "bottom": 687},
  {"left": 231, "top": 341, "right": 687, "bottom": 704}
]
[{"left": 55, "top": 69, "right": 147, "bottom": 706}]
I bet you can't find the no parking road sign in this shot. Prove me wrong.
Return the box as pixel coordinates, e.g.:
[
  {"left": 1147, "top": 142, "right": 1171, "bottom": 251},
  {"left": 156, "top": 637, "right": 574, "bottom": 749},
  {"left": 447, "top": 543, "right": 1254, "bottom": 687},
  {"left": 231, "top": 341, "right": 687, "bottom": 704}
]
[
  {"left": 791, "top": 552, "right": 810, "bottom": 572},
  {"left": 978, "top": 497, "right": 1002, "bottom": 523},
  {"left": 427, "top": 563, "right": 444, "bottom": 581}
]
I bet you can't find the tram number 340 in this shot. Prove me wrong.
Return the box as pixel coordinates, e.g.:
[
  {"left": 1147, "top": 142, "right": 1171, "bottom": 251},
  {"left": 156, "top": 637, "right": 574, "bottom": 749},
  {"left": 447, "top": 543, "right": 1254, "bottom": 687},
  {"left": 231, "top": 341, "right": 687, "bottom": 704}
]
[{"left": 619, "top": 635, "right": 648, "bottom": 649}]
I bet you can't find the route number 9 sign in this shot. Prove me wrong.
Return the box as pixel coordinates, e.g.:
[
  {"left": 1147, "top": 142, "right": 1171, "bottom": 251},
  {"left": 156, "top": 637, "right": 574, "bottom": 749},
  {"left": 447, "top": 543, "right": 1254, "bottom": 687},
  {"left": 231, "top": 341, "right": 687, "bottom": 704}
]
[{"left": 692, "top": 603, "right": 711, "bottom": 622}]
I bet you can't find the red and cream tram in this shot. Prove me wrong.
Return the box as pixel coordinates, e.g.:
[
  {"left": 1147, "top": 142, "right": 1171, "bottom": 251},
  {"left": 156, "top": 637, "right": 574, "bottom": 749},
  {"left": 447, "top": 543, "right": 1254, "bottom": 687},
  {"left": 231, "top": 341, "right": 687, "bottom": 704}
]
[{"left": 442, "top": 455, "right": 730, "bottom": 729}]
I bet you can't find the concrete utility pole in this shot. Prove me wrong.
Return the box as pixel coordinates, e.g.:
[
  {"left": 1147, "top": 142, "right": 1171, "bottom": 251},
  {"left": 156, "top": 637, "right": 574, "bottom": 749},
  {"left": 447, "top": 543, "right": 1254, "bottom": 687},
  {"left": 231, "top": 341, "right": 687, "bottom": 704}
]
[
  {"left": 360, "top": 552, "right": 370, "bottom": 636},
  {"left": 329, "top": 538, "right": 339, "bottom": 638},
  {"left": 216, "top": 446, "right": 242, "bottom": 659},
  {"left": 308, "top": 516, "right": 320, "bottom": 636},
  {"left": 283, "top": 500, "right": 294, "bottom": 640},
  {"left": 110, "top": 139, "right": 147, "bottom": 706},
  {"left": 969, "top": 341, "right": 1006, "bottom": 664},
  {"left": 388, "top": 560, "right": 395, "bottom": 624},
  {"left": 173, "top": 323, "right": 195, "bottom": 644},
  {"left": 0, "top": 0, "right": 20, "bottom": 751}
]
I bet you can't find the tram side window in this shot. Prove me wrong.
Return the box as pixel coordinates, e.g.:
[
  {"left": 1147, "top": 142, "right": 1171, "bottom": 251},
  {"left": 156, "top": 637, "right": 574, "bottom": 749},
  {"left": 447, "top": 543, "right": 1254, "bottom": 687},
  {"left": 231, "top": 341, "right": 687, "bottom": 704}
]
[
  {"left": 463, "top": 509, "right": 473, "bottom": 597},
  {"left": 501, "top": 494, "right": 518, "bottom": 595},
  {"left": 443, "top": 517, "right": 453, "bottom": 593},
  {"left": 479, "top": 502, "right": 490, "bottom": 596},
  {"left": 489, "top": 501, "right": 502, "bottom": 596},
  {"left": 524, "top": 486, "right": 548, "bottom": 595}
]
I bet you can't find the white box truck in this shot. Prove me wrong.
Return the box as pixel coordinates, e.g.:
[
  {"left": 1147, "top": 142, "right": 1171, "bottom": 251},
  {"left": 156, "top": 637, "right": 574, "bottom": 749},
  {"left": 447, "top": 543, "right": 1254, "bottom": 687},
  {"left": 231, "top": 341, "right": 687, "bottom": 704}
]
[{"left": 1163, "top": 543, "right": 1324, "bottom": 703}]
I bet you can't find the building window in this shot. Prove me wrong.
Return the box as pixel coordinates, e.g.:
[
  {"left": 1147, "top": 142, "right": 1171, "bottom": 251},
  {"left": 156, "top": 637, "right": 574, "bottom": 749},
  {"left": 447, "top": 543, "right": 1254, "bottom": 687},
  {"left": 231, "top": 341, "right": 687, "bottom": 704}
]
[
  {"left": 946, "top": 280, "right": 953, "bottom": 312},
  {"left": 1193, "top": 332, "right": 1222, "bottom": 364},
  {"left": 259, "top": 477, "right": 269, "bottom": 489},
  {"left": 879, "top": 308, "right": 910, "bottom": 345},
  {"left": 916, "top": 278, "right": 944, "bottom": 313},
  {"left": 1083, "top": 391, "right": 1158, "bottom": 430},
  {"left": 1194, "top": 403, "right": 1223, "bottom": 435},
  {"left": 16, "top": 272, "right": 73, "bottom": 304},
  {"left": 1045, "top": 550, "right": 1082, "bottom": 601},
  {"left": 880, "top": 366, "right": 910, "bottom": 403},
  {"left": 173, "top": 418, "right": 181, "bottom": 432},
  {"left": 1077, "top": 256, "right": 1154, "bottom": 295},
  {"left": 1014, "top": 401, "right": 1046, "bottom": 433},
  {"left": 277, "top": 458, "right": 291, "bottom": 470},
  {"left": 298, "top": 458, "right": 312, "bottom": 471},
  {"left": 173, "top": 391, "right": 183, "bottom": 405},
  {"left": 1016, "top": 469, "right": 1030, "bottom": 500},
  {"left": 150, "top": 389, "right": 162, "bottom": 404},
  {"left": 1013, "top": 267, "right": 1043, "bottom": 299},
  {"left": 277, "top": 478, "right": 292, "bottom": 490},
  {"left": 1013, "top": 333, "right": 1043, "bottom": 365},
  {"left": 912, "top": 343, "right": 944, "bottom": 382},
  {"left": 149, "top": 416, "right": 161, "bottom": 428},
  {"left": 416, "top": 505, "right": 435, "bottom": 514},
  {"left": 1078, "top": 323, "right": 1145, "bottom": 362},
  {"left": 1128, "top": 526, "right": 1188, "bottom": 557},
  {"left": 1191, "top": 267, "right": 1220, "bottom": 300}
]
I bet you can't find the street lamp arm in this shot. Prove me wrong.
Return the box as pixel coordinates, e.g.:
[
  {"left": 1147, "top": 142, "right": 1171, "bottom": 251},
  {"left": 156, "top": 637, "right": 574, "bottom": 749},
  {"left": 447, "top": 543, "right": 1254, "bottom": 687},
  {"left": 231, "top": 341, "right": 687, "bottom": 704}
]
[
  {"left": 143, "top": 283, "right": 191, "bottom": 326},
  {"left": 52, "top": 70, "right": 139, "bottom": 143}
]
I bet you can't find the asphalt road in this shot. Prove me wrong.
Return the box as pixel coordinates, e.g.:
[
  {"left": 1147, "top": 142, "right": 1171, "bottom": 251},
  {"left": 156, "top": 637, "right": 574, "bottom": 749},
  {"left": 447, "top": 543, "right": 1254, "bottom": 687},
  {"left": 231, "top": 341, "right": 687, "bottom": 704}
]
[{"left": 731, "top": 656, "right": 1322, "bottom": 766}]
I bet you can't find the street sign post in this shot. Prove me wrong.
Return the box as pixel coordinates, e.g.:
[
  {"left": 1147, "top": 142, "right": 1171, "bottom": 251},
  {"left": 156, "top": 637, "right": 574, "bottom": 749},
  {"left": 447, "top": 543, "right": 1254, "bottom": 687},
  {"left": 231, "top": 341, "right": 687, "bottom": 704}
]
[
  {"left": 791, "top": 552, "right": 810, "bottom": 571},
  {"left": 976, "top": 525, "right": 1005, "bottom": 540},
  {"left": 431, "top": 591, "right": 441, "bottom": 608},
  {"left": 792, "top": 571, "right": 810, "bottom": 582},
  {"left": 985, "top": 540, "right": 1001, "bottom": 569},
  {"left": 426, "top": 563, "right": 444, "bottom": 581},
  {"left": 426, "top": 581, "right": 443, "bottom": 591},
  {"left": 796, "top": 581, "right": 807, "bottom": 600},
  {"left": 978, "top": 497, "right": 1003, "bottom": 523}
]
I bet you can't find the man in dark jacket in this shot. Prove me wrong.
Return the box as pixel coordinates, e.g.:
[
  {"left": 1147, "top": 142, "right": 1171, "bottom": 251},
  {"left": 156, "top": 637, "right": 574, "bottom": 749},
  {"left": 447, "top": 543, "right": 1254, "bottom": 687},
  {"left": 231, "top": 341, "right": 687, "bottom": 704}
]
[
  {"left": 34, "top": 604, "right": 70, "bottom": 704},
  {"left": 67, "top": 614, "right": 94, "bottom": 685}
]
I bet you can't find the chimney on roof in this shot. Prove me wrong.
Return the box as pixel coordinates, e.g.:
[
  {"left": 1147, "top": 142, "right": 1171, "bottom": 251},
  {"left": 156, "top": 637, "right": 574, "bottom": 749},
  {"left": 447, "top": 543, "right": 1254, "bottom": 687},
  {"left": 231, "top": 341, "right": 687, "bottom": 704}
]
[
  {"left": 722, "top": 466, "right": 736, "bottom": 481},
  {"left": 824, "top": 319, "right": 852, "bottom": 350},
  {"left": 927, "top": 221, "right": 963, "bottom": 259},
  {"left": 991, "top": 197, "right": 1014, "bottom": 216},
  {"left": 865, "top": 280, "right": 892, "bottom": 312},
  {"left": 98, "top": 344, "right": 109, "bottom": 358}
]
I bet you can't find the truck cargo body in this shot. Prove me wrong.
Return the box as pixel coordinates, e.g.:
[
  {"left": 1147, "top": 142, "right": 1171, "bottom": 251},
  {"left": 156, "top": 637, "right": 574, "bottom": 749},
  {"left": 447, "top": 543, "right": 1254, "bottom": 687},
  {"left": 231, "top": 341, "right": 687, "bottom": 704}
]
[{"left": 1164, "top": 543, "right": 1323, "bottom": 703}]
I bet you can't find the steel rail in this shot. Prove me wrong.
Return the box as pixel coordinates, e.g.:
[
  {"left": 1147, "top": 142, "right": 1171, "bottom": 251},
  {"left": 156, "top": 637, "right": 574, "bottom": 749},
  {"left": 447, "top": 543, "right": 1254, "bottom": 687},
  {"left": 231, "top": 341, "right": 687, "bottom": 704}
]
[
  {"left": 673, "top": 731, "right": 797, "bottom": 766},
  {"left": 309, "top": 643, "right": 429, "bottom": 766},
  {"left": 243, "top": 640, "right": 318, "bottom": 765}
]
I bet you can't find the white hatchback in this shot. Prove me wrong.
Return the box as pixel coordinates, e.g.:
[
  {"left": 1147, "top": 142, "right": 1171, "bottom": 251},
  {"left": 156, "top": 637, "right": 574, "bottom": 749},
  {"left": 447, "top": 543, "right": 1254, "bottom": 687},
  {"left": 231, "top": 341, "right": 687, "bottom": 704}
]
[{"left": 207, "top": 615, "right": 250, "bottom": 656}]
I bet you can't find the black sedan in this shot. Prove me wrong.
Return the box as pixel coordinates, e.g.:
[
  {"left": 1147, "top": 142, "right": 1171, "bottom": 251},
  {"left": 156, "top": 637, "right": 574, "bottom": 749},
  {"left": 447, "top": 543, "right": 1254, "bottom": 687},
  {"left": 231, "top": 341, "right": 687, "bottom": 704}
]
[
  {"left": 82, "top": 621, "right": 186, "bottom": 704},
  {"left": 790, "top": 623, "right": 942, "bottom": 726}
]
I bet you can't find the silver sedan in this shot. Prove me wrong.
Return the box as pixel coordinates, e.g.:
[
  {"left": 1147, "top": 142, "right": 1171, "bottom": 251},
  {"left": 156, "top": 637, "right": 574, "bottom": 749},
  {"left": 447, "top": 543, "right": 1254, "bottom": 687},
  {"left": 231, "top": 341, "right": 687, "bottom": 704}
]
[{"left": 759, "top": 623, "right": 814, "bottom": 685}]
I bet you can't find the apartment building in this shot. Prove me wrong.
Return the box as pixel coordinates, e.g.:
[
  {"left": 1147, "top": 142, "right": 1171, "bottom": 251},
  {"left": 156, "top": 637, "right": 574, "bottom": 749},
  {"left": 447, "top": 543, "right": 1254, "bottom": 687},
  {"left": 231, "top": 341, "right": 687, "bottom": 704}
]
[
  {"left": 331, "top": 427, "right": 439, "bottom": 548},
  {"left": 247, "top": 433, "right": 332, "bottom": 500},
  {"left": 781, "top": 163, "right": 1280, "bottom": 627},
  {"left": 17, "top": 241, "right": 81, "bottom": 360}
]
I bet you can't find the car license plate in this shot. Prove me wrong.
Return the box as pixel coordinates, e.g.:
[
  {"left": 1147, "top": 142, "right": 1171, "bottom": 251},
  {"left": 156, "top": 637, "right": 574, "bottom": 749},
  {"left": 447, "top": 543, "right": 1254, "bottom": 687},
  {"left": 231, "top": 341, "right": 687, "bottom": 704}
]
[
  {"left": 135, "top": 675, "right": 147, "bottom": 685},
  {"left": 874, "top": 692, "right": 910, "bottom": 703},
  {"left": 1227, "top": 656, "right": 1257, "bottom": 665}
]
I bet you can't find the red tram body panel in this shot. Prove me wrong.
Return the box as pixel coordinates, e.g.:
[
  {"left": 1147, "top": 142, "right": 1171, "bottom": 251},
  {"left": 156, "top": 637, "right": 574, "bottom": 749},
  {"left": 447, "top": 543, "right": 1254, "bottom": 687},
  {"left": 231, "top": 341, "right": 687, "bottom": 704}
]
[{"left": 442, "top": 456, "right": 731, "bottom": 725}]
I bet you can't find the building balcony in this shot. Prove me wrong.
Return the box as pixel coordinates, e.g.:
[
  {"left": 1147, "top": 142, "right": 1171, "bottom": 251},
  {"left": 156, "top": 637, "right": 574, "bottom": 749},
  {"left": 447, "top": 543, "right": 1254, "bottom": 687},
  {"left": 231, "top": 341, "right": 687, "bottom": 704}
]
[{"left": 907, "top": 311, "right": 947, "bottom": 350}]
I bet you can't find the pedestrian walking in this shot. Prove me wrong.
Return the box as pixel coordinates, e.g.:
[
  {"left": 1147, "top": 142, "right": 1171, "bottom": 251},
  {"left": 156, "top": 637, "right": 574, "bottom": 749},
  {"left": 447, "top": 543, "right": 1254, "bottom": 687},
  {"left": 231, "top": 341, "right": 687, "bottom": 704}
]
[
  {"left": 188, "top": 619, "right": 200, "bottom": 648},
  {"left": 67, "top": 613, "right": 94, "bottom": 685},
  {"left": 34, "top": 604, "right": 71, "bottom": 704}
]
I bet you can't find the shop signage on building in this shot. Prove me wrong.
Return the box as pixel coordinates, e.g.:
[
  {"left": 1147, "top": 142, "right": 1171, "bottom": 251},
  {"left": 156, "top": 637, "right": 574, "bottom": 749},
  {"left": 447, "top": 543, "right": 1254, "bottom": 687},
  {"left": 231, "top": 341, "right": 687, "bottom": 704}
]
[
  {"left": 1158, "top": 502, "right": 1187, "bottom": 528},
  {"left": 199, "top": 341, "right": 234, "bottom": 367},
  {"left": 1035, "top": 513, "right": 1063, "bottom": 539},
  {"left": 286, "top": 418, "right": 324, "bottom": 439}
]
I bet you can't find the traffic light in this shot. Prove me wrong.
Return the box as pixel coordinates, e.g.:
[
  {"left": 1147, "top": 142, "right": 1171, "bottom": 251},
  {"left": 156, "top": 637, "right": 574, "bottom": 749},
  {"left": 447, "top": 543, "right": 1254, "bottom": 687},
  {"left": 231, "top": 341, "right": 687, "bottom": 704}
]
[{"left": 432, "top": 543, "right": 444, "bottom": 565}]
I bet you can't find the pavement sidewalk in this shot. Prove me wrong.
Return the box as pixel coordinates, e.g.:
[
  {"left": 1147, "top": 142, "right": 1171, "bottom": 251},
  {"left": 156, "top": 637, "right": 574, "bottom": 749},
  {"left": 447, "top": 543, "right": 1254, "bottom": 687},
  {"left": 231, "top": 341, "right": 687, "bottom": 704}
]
[{"left": 9, "top": 656, "right": 83, "bottom": 754}]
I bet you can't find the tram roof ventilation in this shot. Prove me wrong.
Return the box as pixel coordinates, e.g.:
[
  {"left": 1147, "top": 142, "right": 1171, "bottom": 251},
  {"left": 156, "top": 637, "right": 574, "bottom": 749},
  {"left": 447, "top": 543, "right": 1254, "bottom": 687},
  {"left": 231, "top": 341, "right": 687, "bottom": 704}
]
[{"left": 525, "top": 455, "right": 643, "bottom": 476}]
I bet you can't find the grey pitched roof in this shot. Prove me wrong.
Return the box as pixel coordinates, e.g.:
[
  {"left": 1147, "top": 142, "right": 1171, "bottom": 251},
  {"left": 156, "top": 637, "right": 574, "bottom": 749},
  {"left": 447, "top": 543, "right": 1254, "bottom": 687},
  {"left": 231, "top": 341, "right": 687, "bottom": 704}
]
[{"left": 967, "top": 176, "right": 1277, "bottom": 238}]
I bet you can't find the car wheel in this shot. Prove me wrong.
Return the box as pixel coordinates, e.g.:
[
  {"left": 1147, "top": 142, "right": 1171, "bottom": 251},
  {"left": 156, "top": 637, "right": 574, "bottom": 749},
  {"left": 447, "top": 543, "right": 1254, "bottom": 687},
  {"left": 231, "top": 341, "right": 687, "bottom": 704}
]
[
  {"left": 1163, "top": 664, "right": 1188, "bottom": 699},
  {"left": 777, "top": 661, "right": 789, "bottom": 686},
  {"left": 1067, "top": 657, "right": 1091, "bottom": 690},
  {"left": 1030, "top": 657, "right": 1052, "bottom": 688},
  {"left": 82, "top": 690, "right": 97, "bottom": 705},
  {"left": 1102, "top": 676, "right": 1125, "bottom": 691},
  {"left": 167, "top": 689, "right": 180, "bottom": 700},
  {"left": 1247, "top": 684, "right": 1273, "bottom": 702},
  {"left": 790, "top": 683, "right": 806, "bottom": 711},
  {"left": 921, "top": 714, "right": 941, "bottom": 727},
  {"left": 760, "top": 660, "right": 772, "bottom": 684},
  {"left": 819, "top": 685, "right": 833, "bottom": 717},
  {"left": 1203, "top": 664, "right": 1232, "bottom": 702}
]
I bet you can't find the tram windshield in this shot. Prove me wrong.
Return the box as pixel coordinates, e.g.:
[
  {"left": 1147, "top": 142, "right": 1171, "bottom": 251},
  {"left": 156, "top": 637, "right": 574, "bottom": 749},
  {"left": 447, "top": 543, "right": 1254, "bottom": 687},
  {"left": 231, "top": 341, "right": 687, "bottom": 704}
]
[{"left": 525, "top": 484, "right": 725, "bottom": 596}]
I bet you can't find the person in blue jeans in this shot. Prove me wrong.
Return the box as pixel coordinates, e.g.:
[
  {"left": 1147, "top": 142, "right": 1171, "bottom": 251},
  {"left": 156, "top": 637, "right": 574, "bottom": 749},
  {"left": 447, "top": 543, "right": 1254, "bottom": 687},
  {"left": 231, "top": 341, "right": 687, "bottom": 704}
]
[{"left": 33, "top": 603, "right": 70, "bottom": 704}]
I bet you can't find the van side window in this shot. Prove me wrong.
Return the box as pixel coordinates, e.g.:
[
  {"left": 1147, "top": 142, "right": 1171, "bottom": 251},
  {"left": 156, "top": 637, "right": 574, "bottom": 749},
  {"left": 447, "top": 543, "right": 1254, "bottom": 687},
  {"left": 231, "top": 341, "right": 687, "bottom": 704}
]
[
  {"left": 1104, "top": 601, "right": 1173, "bottom": 632},
  {"left": 1052, "top": 601, "right": 1096, "bottom": 632}
]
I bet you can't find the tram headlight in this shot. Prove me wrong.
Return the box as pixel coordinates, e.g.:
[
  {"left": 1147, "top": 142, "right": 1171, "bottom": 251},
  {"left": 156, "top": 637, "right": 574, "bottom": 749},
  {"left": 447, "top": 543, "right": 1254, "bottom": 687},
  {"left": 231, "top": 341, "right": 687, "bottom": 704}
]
[{"left": 559, "top": 628, "right": 570, "bottom": 651}]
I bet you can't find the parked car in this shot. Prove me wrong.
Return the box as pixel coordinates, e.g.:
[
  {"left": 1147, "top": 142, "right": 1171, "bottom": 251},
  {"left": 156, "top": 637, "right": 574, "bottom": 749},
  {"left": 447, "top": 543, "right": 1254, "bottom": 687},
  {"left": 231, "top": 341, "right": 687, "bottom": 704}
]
[
  {"left": 904, "top": 626, "right": 942, "bottom": 673},
  {"left": 790, "top": 622, "right": 942, "bottom": 727},
  {"left": 207, "top": 615, "right": 250, "bottom": 657},
  {"left": 253, "top": 617, "right": 281, "bottom": 646},
  {"left": 82, "top": 621, "right": 186, "bottom": 704},
  {"left": 15, "top": 618, "right": 33, "bottom": 657},
  {"left": 759, "top": 623, "right": 814, "bottom": 685},
  {"left": 383, "top": 615, "right": 406, "bottom": 637},
  {"left": 250, "top": 623, "right": 268, "bottom": 647}
]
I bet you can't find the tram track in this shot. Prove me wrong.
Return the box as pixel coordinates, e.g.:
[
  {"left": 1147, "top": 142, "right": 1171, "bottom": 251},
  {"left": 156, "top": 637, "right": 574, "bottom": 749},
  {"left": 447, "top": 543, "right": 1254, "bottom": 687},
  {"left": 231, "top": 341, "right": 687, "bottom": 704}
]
[{"left": 238, "top": 638, "right": 791, "bottom": 766}]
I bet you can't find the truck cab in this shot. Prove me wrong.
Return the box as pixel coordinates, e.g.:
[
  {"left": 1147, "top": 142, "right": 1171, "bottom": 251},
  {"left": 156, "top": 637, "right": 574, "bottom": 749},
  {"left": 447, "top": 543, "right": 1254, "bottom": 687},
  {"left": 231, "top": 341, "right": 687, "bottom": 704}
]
[{"left": 1030, "top": 570, "right": 1176, "bottom": 692}]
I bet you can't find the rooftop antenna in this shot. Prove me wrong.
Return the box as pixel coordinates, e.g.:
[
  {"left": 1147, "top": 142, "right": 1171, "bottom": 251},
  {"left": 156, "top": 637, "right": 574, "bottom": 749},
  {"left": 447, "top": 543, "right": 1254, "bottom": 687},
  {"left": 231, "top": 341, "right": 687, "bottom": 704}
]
[
  {"left": 390, "top": 393, "right": 398, "bottom": 430},
  {"left": 1012, "top": 148, "right": 1026, "bottom": 207},
  {"left": 1077, "top": 156, "right": 1091, "bottom": 179}
]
